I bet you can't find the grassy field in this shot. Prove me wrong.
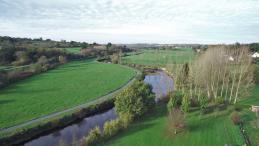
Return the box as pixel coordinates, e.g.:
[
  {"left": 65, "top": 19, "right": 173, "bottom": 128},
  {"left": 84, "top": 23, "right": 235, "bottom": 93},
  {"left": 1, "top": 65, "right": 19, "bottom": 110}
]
[
  {"left": 64, "top": 47, "right": 81, "bottom": 54},
  {"left": 122, "top": 48, "right": 196, "bottom": 66},
  {"left": 0, "top": 60, "right": 135, "bottom": 128},
  {"left": 99, "top": 104, "right": 244, "bottom": 146},
  {"left": 239, "top": 62, "right": 259, "bottom": 145}
]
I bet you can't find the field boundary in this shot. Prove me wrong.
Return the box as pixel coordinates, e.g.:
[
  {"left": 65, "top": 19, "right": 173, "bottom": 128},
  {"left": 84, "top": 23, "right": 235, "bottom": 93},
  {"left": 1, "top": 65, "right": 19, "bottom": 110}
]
[{"left": 0, "top": 63, "right": 140, "bottom": 134}]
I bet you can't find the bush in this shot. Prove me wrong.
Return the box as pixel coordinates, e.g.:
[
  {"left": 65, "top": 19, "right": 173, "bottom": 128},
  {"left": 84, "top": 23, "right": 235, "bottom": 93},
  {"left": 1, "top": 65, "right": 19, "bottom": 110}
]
[
  {"left": 83, "top": 126, "right": 101, "bottom": 146},
  {"left": 181, "top": 94, "right": 190, "bottom": 113},
  {"left": 214, "top": 97, "right": 225, "bottom": 105},
  {"left": 231, "top": 111, "right": 241, "bottom": 125},
  {"left": 103, "top": 119, "right": 121, "bottom": 137},
  {"left": 115, "top": 81, "right": 155, "bottom": 118},
  {"left": 199, "top": 96, "right": 208, "bottom": 112},
  {"left": 118, "top": 112, "right": 133, "bottom": 129},
  {"left": 167, "top": 92, "right": 178, "bottom": 112},
  {"left": 167, "top": 108, "right": 187, "bottom": 136}
]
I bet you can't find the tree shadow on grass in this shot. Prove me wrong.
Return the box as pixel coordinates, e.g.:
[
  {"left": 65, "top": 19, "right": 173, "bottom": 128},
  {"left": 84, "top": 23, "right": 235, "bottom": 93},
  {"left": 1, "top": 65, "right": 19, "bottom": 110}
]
[{"left": 0, "top": 99, "right": 14, "bottom": 105}]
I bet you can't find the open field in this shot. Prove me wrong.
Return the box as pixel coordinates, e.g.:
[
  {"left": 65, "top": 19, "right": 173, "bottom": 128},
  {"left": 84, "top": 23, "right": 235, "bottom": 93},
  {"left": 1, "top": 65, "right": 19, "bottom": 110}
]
[
  {"left": 0, "top": 60, "right": 135, "bottom": 128},
  {"left": 99, "top": 104, "right": 244, "bottom": 146},
  {"left": 122, "top": 48, "right": 196, "bottom": 66},
  {"left": 64, "top": 47, "right": 81, "bottom": 54}
]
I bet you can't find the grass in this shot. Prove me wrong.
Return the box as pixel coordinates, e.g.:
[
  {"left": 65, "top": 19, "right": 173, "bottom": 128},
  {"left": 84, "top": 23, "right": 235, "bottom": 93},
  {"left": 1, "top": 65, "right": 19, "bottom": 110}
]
[
  {"left": 0, "top": 60, "right": 135, "bottom": 128},
  {"left": 64, "top": 47, "right": 82, "bottom": 54},
  {"left": 238, "top": 62, "right": 259, "bottom": 146},
  {"left": 99, "top": 104, "right": 244, "bottom": 146},
  {"left": 122, "top": 48, "right": 196, "bottom": 66}
]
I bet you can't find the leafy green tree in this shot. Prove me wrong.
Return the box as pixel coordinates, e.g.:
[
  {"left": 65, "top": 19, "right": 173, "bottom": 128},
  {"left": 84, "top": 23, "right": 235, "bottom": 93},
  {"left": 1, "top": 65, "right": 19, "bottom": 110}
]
[
  {"left": 181, "top": 94, "right": 190, "bottom": 113},
  {"left": 81, "top": 42, "right": 89, "bottom": 49},
  {"left": 115, "top": 81, "right": 155, "bottom": 118}
]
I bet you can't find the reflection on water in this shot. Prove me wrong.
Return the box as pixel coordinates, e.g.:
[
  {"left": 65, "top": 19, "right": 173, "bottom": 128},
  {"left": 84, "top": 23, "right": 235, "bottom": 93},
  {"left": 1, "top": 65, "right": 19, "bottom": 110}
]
[
  {"left": 24, "top": 108, "right": 117, "bottom": 146},
  {"left": 144, "top": 71, "right": 174, "bottom": 100}
]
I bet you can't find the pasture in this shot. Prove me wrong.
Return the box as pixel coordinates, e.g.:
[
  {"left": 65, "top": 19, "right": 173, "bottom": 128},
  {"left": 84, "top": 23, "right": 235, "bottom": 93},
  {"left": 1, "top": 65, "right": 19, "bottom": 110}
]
[
  {"left": 64, "top": 47, "right": 82, "bottom": 54},
  {"left": 122, "top": 48, "right": 195, "bottom": 66},
  {"left": 0, "top": 60, "right": 135, "bottom": 128},
  {"left": 99, "top": 104, "right": 244, "bottom": 146}
]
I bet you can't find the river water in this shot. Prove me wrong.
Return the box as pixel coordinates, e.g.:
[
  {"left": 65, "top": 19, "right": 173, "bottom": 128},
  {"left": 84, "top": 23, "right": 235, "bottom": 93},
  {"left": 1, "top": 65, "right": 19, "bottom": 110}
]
[
  {"left": 144, "top": 71, "right": 174, "bottom": 101},
  {"left": 24, "top": 71, "right": 173, "bottom": 146}
]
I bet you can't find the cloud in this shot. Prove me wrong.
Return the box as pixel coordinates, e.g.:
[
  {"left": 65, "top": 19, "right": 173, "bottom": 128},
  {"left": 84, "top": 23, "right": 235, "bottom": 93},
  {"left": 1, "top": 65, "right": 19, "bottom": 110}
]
[{"left": 0, "top": 0, "right": 259, "bottom": 43}]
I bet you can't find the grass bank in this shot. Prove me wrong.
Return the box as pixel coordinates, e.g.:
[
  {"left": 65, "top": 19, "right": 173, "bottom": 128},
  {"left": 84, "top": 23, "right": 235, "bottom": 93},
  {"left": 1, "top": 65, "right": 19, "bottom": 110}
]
[{"left": 0, "top": 60, "right": 135, "bottom": 129}]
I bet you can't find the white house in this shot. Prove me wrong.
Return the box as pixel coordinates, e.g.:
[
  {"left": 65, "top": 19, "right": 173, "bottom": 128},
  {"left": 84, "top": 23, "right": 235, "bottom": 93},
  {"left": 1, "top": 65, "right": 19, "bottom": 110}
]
[
  {"left": 228, "top": 56, "right": 234, "bottom": 61},
  {"left": 252, "top": 52, "right": 259, "bottom": 58}
]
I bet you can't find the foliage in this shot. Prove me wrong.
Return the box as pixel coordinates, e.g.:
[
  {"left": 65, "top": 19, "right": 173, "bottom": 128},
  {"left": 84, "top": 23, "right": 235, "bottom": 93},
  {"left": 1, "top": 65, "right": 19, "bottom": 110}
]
[
  {"left": 118, "top": 112, "right": 133, "bottom": 129},
  {"left": 249, "top": 43, "right": 259, "bottom": 52},
  {"left": 167, "top": 92, "right": 179, "bottom": 112},
  {"left": 115, "top": 81, "right": 155, "bottom": 118},
  {"left": 199, "top": 96, "right": 208, "bottom": 112},
  {"left": 167, "top": 91, "right": 184, "bottom": 112},
  {"left": 103, "top": 119, "right": 121, "bottom": 137},
  {"left": 214, "top": 96, "right": 225, "bottom": 105},
  {"left": 181, "top": 94, "right": 190, "bottom": 113},
  {"left": 83, "top": 126, "right": 102, "bottom": 146},
  {"left": 111, "top": 53, "right": 120, "bottom": 64},
  {"left": 231, "top": 111, "right": 241, "bottom": 125}
]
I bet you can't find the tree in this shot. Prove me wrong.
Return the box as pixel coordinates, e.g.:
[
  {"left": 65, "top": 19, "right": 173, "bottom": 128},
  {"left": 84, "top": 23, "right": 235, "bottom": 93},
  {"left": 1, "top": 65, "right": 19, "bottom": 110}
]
[
  {"left": 111, "top": 53, "right": 120, "bottom": 64},
  {"left": 181, "top": 94, "right": 190, "bottom": 113},
  {"left": 0, "top": 47, "right": 16, "bottom": 64},
  {"left": 58, "top": 55, "right": 67, "bottom": 64},
  {"left": 115, "top": 81, "right": 155, "bottom": 118},
  {"left": 81, "top": 42, "right": 89, "bottom": 49},
  {"left": 167, "top": 45, "right": 254, "bottom": 106}
]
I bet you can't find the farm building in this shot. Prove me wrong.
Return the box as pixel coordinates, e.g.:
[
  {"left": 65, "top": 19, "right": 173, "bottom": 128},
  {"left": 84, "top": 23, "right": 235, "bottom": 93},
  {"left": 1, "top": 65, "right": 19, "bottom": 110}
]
[{"left": 252, "top": 52, "right": 259, "bottom": 58}]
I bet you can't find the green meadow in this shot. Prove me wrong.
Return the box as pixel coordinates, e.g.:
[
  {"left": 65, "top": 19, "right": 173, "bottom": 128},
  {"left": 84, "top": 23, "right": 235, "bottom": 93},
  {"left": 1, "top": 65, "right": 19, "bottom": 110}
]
[
  {"left": 122, "top": 48, "right": 196, "bottom": 66},
  {"left": 99, "top": 104, "right": 244, "bottom": 146},
  {"left": 0, "top": 60, "right": 135, "bottom": 128},
  {"left": 64, "top": 47, "right": 82, "bottom": 54}
]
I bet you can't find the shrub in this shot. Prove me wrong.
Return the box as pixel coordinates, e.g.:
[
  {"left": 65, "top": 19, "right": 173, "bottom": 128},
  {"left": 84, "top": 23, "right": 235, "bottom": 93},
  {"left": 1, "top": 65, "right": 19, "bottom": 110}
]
[
  {"left": 181, "top": 94, "right": 190, "bottom": 113},
  {"left": 58, "top": 55, "right": 67, "bottom": 64},
  {"left": 167, "top": 92, "right": 178, "bottom": 112},
  {"left": 115, "top": 81, "right": 155, "bottom": 118},
  {"left": 167, "top": 108, "right": 187, "bottom": 136},
  {"left": 118, "top": 112, "right": 133, "bottom": 129},
  {"left": 103, "top": 119, "right": 121, "bottom": 137},
  {"left": 199, "top": 96, "right": 208, "bottom": 112},
  {"left": 231, "top": 111, "right": 241, "bottom": 125},
  {"left": 214, "top": 97, "right": 225, "bottom": 105},
  {"left": 83, "top": 126, "right": 101, "bottom": 146}
]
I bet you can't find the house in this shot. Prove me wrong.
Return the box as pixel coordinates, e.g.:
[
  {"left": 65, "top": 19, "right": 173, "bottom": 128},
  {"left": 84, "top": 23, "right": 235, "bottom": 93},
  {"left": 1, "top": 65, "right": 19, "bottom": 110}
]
[
  {"left": 251, "top": 105, "right": 259, "bottom": 115},
  {"left": 228, "top": 56, "right": 234, "bottom": 61},
  {"left": 252, "top": 52, "right": 259, "bottom": 58}
]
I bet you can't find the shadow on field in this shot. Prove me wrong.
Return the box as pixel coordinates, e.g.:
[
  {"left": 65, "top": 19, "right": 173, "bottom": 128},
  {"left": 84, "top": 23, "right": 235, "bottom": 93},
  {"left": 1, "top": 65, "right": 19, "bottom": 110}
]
[{"left": 0, "top": 99, "right": 14, "bottom": 105}]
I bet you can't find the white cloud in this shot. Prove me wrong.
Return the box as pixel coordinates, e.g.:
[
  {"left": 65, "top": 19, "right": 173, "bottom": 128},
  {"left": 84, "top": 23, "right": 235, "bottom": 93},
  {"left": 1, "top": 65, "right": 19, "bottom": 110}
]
[{"left": 0, "top": 0, "right": 259, "bottom": 43}]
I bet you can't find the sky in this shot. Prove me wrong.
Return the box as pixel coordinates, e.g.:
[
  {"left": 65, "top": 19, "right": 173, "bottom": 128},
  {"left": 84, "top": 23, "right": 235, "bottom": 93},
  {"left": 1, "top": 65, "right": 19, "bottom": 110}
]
[{"left": 0, "top": 0, "right": 259, "bottom": 44}]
